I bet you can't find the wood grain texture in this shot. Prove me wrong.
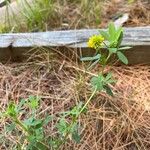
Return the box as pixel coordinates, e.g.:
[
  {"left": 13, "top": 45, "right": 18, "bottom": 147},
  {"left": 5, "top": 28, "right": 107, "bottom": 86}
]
[{"left": 0, "top": 26, "right": 150, "bottom": 64}]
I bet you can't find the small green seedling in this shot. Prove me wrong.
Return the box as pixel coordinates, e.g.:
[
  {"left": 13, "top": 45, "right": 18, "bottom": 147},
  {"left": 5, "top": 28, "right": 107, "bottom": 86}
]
[
  {"left": 4, "top": 96, "right": 52, "bottom": 150},
  {"left": 3, "top": 97, "right": 85, "bottom": 149}
]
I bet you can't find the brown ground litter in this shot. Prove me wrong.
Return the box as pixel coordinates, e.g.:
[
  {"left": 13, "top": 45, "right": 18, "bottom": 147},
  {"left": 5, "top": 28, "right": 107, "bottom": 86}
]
[{"left": 0, "top": 52, "right": 150, "bottom": 149}]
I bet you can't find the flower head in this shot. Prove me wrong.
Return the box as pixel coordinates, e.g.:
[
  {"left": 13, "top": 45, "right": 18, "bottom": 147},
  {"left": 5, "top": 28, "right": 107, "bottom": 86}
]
[{"left": 87, "top": 35, "right": 104, "bottom": 49}]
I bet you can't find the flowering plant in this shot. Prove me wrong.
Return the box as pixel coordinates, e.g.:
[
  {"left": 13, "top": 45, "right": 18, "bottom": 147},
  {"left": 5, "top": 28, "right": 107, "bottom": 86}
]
[
  {"left": 81, "top": 22, "right": 131, "bottom": 95},
  {"left": 55, "top": 23, "right": 132, "bottom": 146}
]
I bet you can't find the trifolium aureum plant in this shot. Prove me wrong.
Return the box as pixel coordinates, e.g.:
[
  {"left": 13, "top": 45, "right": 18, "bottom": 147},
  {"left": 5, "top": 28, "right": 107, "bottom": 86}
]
[{"left": 81, "top": 22, "right": 131, "bottom": 96}]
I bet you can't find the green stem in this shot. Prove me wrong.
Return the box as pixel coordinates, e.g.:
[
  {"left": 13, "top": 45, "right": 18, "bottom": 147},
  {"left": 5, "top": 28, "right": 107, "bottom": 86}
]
[
  {"left": 57, "top": 88, "right": 97, "bottom": 149},
  {"left": 100, "top": 42, "right": 112, "bottom": 74},
  {"left": 78, "top": 88, "right": 97, "bottom": 115},
  {"left": 13, "top": 117, "right": 29, "bottom": 134},
  {"left": 105, "top": 52, "right": 111, "bottom": 63},
  {"left": 101, "top": 52, "right": 111, "bottom": 74}
]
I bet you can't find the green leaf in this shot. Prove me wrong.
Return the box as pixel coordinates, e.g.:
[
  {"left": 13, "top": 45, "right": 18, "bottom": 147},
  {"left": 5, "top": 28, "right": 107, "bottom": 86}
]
[
  {"left": 116, "top": 27, "right": 123, "bottom": 39},
  {"left": 106, "top": 79, "right": 116, "bottom": 84},
  {"left": 27, "top": 134, "right": 37, "bottom": 143},
  {"left": 6, "top": 103, "right": 17, "bottom": 117},
  {"left": 57, "top": 118, "right": 68, "bottom": 136},
  {"left": 47, "top": 137, "right": 61, "bottom": 149},
  {"left": 116, "top": 29, "right": 123, "bottom": 47},
  {"left": 62, "top": 102, "right": 83, "bottom": 117},
  {"left": 105, "top": 73, "right": 116, "bottom": 85},
  {"left": 33, "top": 120, "right": 43, "bottom": 129},
  {"left": 91, "top": 73, "right": 116, "bottom": 92},
  {"left": 24, "top": 117, "right": 43, "bottom": 129},
  {"left": 26, "top": 136, "right": 37, "bottom": 150},
  {"left": 16, "top": 99, "right": 26, "bottom": 112},
  {"left": 70, "top": 123, "right": 81, "bottom": 143},
  {"left": 88, "top": 58, "right": 100, "bottom": 70},
  {"left": 5, "top": 123, "right": 16, "bottom": 133},
  {"left": 70, "top": 102, "right": 83, "bottom": 116},
  {"left": 103, "top": 85, "right": 114, "bottom": 96},
  {"left": 109, "top": 40, "right": 118, "bottom": 48},
  {"left": 27, "top": 96, "right": 40, "bottom": 110},
  {"left": 43, "top": 115, "right": 52, "bottom": 125},
  {"left": 24, "top": 117, "right": 34, "bottom": 126},
  {"left": 35, "top": 128, "right": 44, "bottom": 140},
  {"left": 35, "top": 142, "right": 49, "bottom": 150},
  {"left": 105, "top": 73, "right": 112, "bottom": 81},
  {"left": 72, "top": 131, "right": 81, "bottom": 143},
  {"left": 99, "top": 30, "right": 109, "bottom": 40},
  {"left": 117, "top": 51, "right": 128, "bottom": 64},
  {"left": 91, "top": 75, "right": 104, "bottom": 91},
  {"left": 108, "top": 48, "right": 118, "bottom": 53},
  {"left": 80, "top": 54, "right": 101, "bottom": 61},
  {"left": 108, "top": 22, "right": 116, "bottom": 41},
  {"left": 118, "top": 46, "right": 132, "bottom": 50}
]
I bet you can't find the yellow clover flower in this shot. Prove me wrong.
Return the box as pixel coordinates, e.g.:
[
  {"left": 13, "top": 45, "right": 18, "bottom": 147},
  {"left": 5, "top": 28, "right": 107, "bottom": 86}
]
[{"left": 87, "top": 35, "right": 104, "bottom": 49}]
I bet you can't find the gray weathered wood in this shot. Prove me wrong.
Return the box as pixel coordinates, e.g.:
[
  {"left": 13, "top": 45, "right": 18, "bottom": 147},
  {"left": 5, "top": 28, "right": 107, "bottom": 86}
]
[
  {"left": 1, "top": 26, "right": 150, "bottom": 48},
  {"left": 0, "top": 26, "right": 150, "bottom": 64}
]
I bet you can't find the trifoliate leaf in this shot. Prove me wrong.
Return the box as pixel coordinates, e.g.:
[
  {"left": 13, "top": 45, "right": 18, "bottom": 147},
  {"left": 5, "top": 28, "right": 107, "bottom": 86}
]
[
  {"left": 6, "top": 103, "right": 17, "bottom": 117},
  {"left": 91, "top": 75, "right": 104, "bottom": 91}
]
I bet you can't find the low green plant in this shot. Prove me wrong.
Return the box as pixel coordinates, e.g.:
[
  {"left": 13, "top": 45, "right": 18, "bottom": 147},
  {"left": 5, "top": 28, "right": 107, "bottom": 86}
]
[
  {"left": 81, "top": 22, "right": 131, "bottom": 93},
  {"left": 3, "top": 96, "right": 52, "bottom": 149},
  {"left": 2, "top": 96, "right": 84, "bottom": 149},
  {"left": 20, "top": 0, "right": 55, "bottom": 31},
  {"left": 2, "top": 0, "right": 56, "bottom": 32},
  {"left": 0, "top": 24, "right": 9, "bottom": 33}
]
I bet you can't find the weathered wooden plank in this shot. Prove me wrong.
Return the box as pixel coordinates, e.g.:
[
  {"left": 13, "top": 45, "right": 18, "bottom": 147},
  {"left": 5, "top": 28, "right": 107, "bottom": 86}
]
[
  {"left": 0, "top": 26, "right": 150, "bottom": 64},
  {"left": 0, "top": 26, "right": 150, "bottom": 48}
]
